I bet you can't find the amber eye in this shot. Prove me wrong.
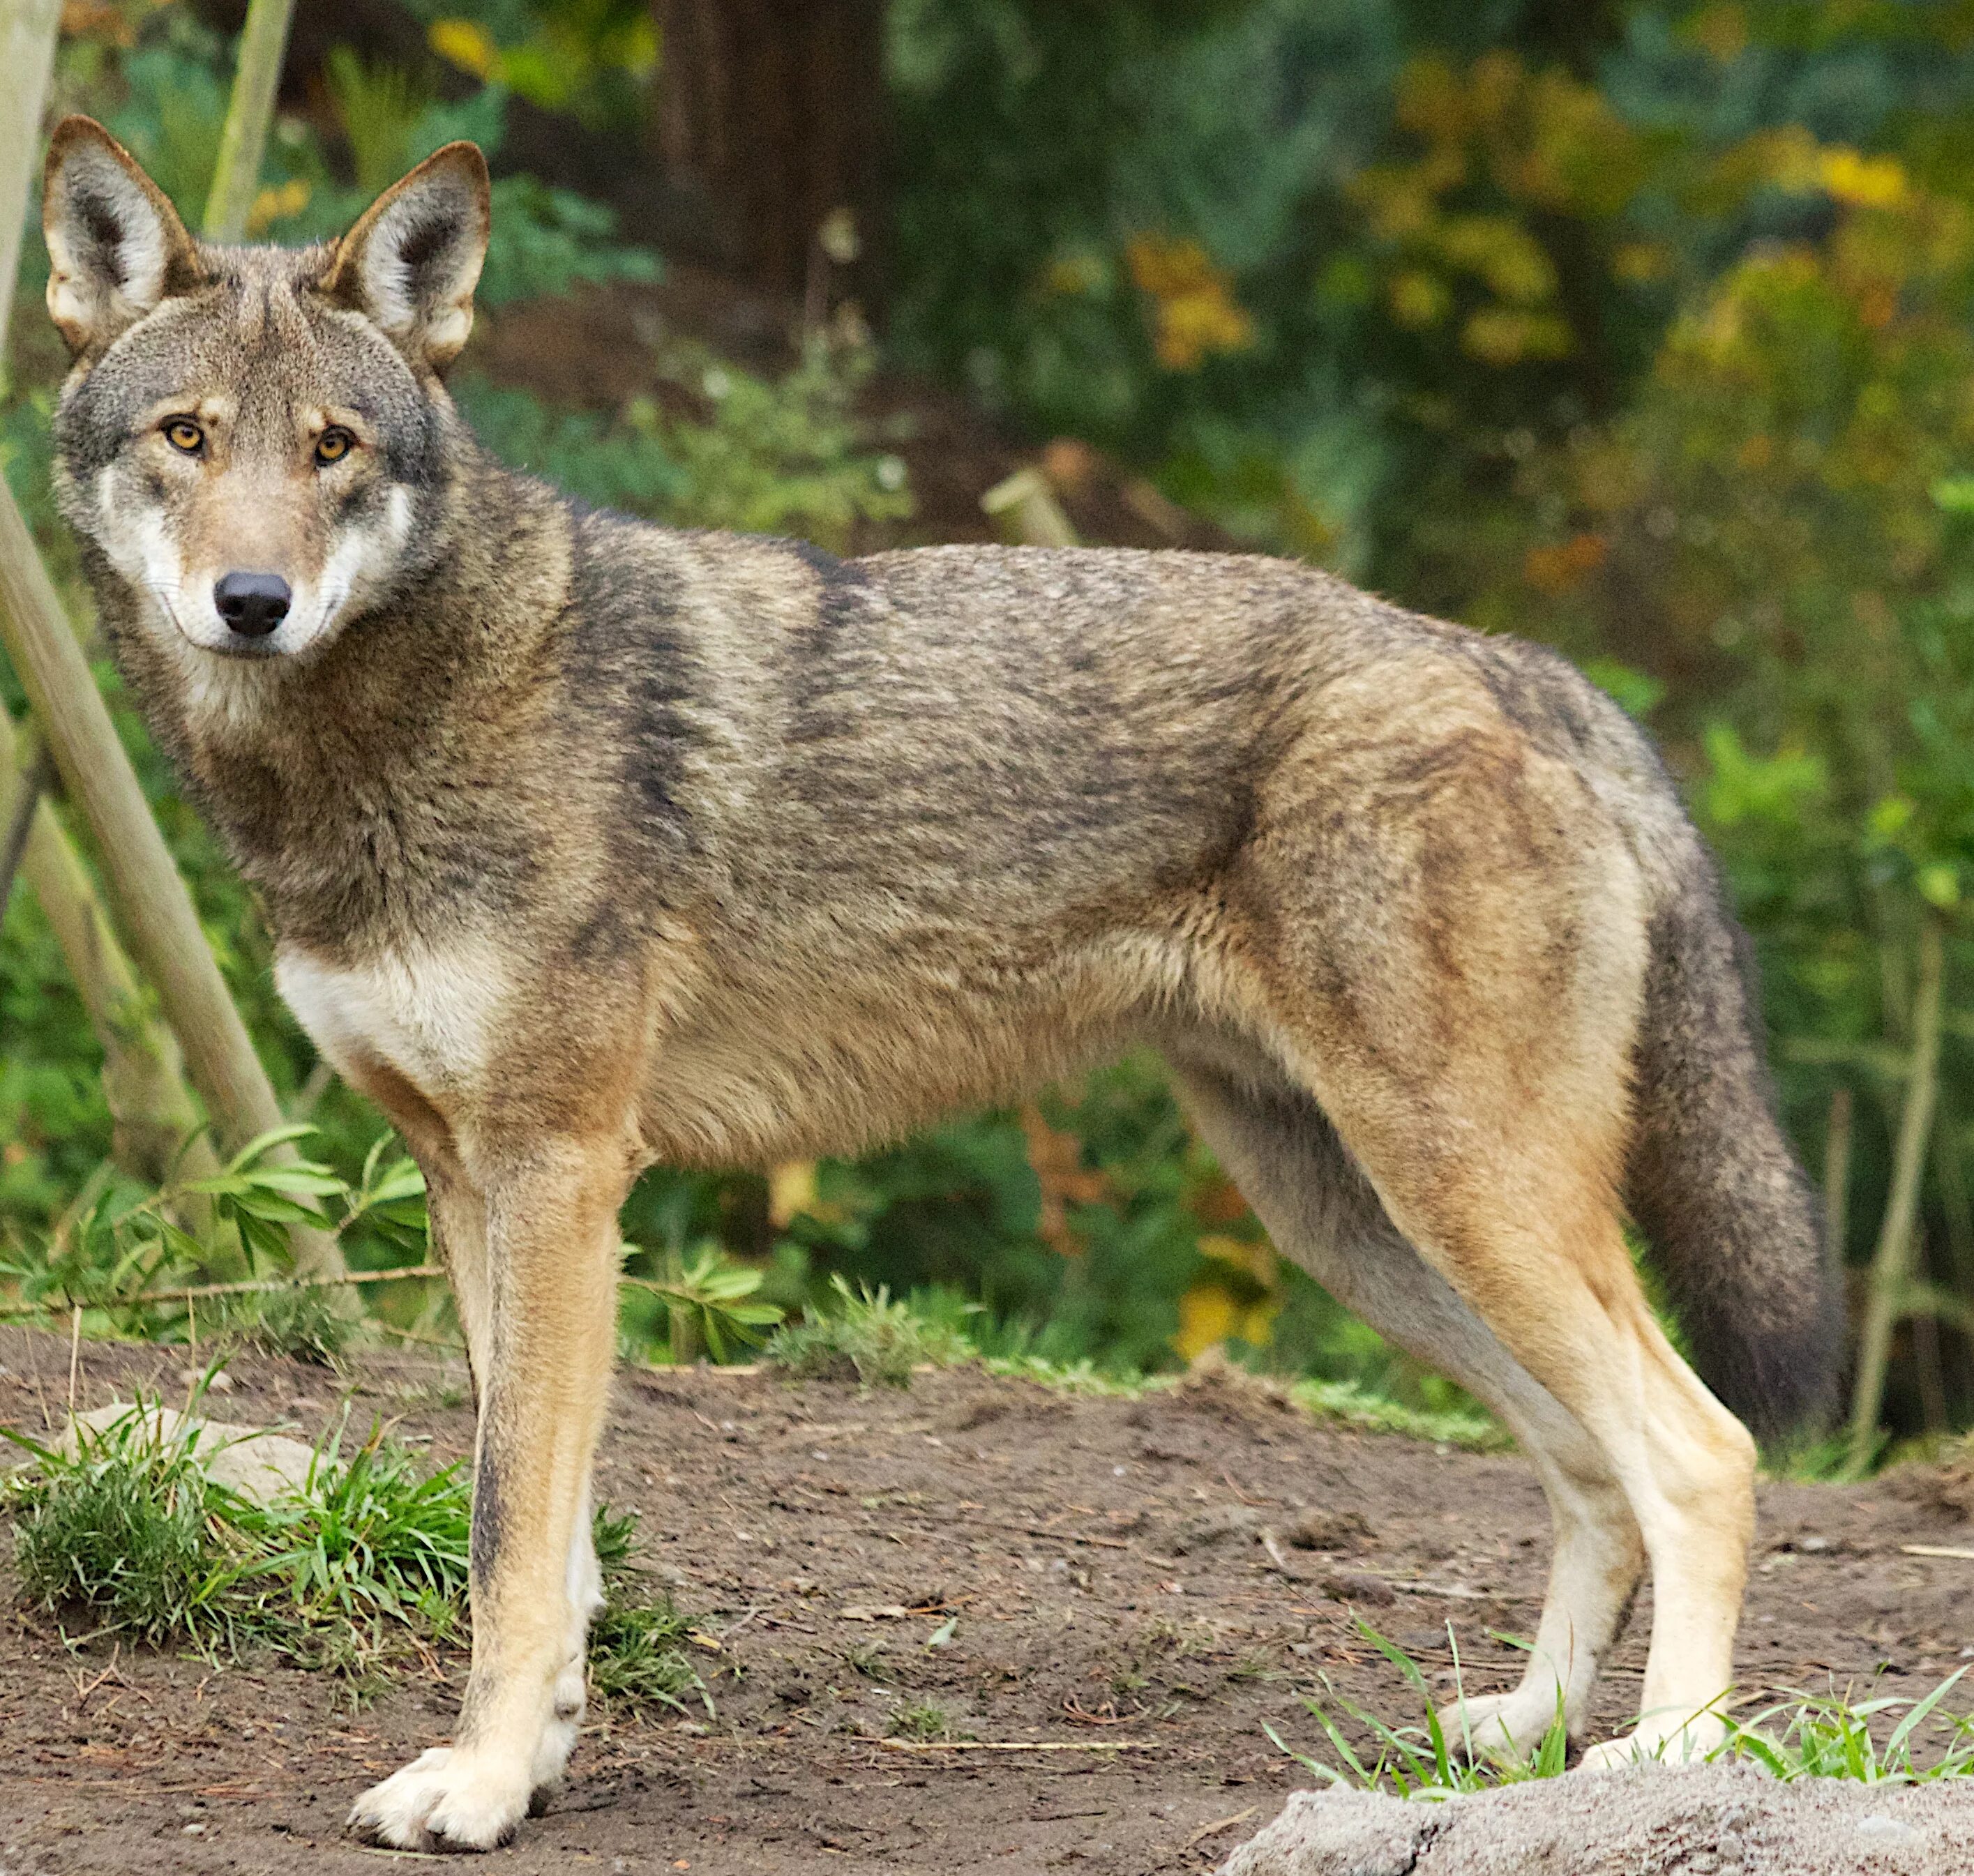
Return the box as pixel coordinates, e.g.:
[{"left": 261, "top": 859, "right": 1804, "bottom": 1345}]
[
  {"left": 163, "top": 418, "right": 204, "bottom": 455},
  {"left": 315, "top": 427, "right": 354, "bottom": 466}
]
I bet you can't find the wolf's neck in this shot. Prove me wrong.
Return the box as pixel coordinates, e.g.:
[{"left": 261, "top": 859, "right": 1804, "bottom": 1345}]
[{"left": 142, "top": 457, "right": 573, "bottom": 956}]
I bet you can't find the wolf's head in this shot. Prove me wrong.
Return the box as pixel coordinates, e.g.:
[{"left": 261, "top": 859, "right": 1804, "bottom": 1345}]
[{"left": 43, "top": 118, "right": 489, "bottom": 666}]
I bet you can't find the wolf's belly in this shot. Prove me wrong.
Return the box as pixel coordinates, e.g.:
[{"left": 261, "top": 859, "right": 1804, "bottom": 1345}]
[{"left": 630, "top": 928, "right": 1210, "bottom": 1168}]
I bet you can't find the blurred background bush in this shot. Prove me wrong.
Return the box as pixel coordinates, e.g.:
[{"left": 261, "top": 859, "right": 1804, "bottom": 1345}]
[{"left": 9, "top": 0, "right": 1974, "bottom": 1446}]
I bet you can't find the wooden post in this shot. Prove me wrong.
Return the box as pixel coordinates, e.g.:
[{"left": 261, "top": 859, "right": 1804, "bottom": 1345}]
[
  {"left": 0, "top": 0, "right": 226, "bottom": 1201},
  {"left": 0, "top": 485, "right": 344, "bottom": 1276},
  {"left": 0, "top": 0, "right": 341, "bottom": 1278},
  {"left": 200, "top": 0, "right": 299, "bottom": 243},
  {"left": 0, "top": 706, "right": 229, "bottom": 1201},
  {"left": 982, "top": 468, "right": 1078, "bottom": 548},
  {"left": 1846, "top": 913, "right": 1946, "bottom": 1474},
  {"left": 0, "top": 0, "right": 61, "bottom": 362}
]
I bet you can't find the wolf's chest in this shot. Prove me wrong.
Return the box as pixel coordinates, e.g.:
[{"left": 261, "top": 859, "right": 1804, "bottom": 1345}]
[{"left": 274, "top": 938, "right": 508, "bottom": 1112}]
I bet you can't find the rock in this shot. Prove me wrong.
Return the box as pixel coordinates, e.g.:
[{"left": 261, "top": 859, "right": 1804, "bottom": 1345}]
[
  {"left": 1286, "top": 1508, "right": 1371, "bottom": 1552},
  {"left": 1220, "top": 1762, "right": 1974, "bottom": 1875},
  {"left": 47, "top": 1402, "right": 322, "bottom": 1506},
  {"left": 1320, "top": 1570, "right": 1396, "bottom": 1607}
]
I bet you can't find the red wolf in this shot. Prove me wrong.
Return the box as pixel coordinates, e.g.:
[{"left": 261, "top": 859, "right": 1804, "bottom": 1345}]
[{"left": 41, "top": 118, "right": 1834, "bottom": 1849}]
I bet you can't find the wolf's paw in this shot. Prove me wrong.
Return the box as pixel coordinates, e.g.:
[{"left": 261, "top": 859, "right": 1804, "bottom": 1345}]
[
  {"left": 1434, "top": 1686, "right": 1571, "bottom": 1762},
  {"left": 348, "top": 1746, "right": 531, "bottom": 1852},
  {"left": 1578, "top": 1709, "right": 1726, "bottom": 1771}
]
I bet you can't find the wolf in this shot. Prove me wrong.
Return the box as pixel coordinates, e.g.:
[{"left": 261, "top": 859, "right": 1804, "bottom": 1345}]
[{"left": 41, "top": 116, "right": 1836, "bottom": 1850}]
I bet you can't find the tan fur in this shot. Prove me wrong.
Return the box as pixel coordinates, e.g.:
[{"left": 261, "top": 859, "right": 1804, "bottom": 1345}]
[{"left": 43, "top": 119, "right": 1835, "bottom": 1850}]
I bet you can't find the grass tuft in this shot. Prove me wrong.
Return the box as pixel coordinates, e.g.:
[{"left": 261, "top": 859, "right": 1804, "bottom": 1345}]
[
  {"left": 1269, "top": 1619, "right": 1569, "bottom": 1800},
  {"left": 586, "top": 1504, "right": 709, "bottom": 1716},
  {"left": 1271, "top": 1621, "right": 1974, "bottom": 1798},
  {"left": 1290, "top": 1378, "right": 1507, "bottom": 1453},
  {"left": 767, "top": 1275, "right": 972, "bottom": 1387},
  {"left": 1721, "top": 1672, "right": 1974, "bottom": 1783},
  {"left": 210, "top": 1283, "right": 354, "bottom": 1366},
  {"left": 3, "top": 1402, "right": 705, "bottom": 1706},
  {"left": 9, "top": 1409, "right": 221, "bottom": 1649},
  {"left": 2, "top": 1400, "right": 468, "bottom": 1673},
  {"left": 890, "top": 1699, "right": 956, "bottom": 1740}
]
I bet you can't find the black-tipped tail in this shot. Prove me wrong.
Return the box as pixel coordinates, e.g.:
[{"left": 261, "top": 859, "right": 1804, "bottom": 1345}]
[{"left": 1625, "top": 869, "right": 1841, "bottom": 1443}]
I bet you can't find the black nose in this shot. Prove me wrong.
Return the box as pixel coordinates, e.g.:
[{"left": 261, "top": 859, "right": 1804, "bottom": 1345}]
[{"left": 213, "top": 570, "right": 292, "bottom": 638}]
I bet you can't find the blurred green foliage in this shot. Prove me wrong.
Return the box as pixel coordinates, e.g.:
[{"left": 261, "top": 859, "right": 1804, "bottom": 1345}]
[{"left": 13, "top": 0, "right": 1974, "bottom": 1442}]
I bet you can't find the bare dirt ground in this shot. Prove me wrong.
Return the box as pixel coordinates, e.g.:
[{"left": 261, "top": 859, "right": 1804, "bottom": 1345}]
[{"left": 2, "top": 1324, "right": 1971, "bottom": 1875}]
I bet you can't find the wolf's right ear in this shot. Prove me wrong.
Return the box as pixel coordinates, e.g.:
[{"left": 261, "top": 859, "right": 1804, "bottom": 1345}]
[
  {"left": 42, "top": 117, "right": 201, "bottom": 357},
  {"left": 325, "top": 142, "right": 491, "bottom": 375}
]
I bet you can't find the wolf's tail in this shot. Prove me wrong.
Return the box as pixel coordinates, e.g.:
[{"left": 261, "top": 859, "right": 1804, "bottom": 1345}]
[{"left": 1624, "top": 856, "right": 1840, "bottom": 1443}]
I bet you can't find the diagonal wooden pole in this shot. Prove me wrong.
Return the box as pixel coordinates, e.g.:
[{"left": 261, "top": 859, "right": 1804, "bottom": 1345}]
[
  {"left": 0, "top": 0, "right": 339, "bottom": 1275},
  {"left": 202, "top": 0, "right": 299, "bottom": 243},
  {"left": 0, "top": 485, "right": 342, "bottom": 1273},
  {"left": 1846, "top": 912, "right": 1947, "bottom": 1474},
  {"left": 0, "top": 0, "right": 225, "bottom": 1202},
  {"left": 0, "top": 707, "right": 225, "bottom": 1195}
]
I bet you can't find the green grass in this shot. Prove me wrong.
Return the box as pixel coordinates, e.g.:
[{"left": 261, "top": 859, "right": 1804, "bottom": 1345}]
[
  {"left": 889, "top": 1699, "right": 957, "bottom": 1741},
  {"left": 3, "top": 1398, "right": 469, "bottom": 1672},
  {"left": 1269, "top": 1620, "right": 1571, "bottom": 1799},
  {"left": 767, "top": 1275, "right": 973, "bottom": 1387},
  {"left": 760, "top": 1279, "right": 1508, "bottom": 1445},
  {"left": 1271, "top": 1621, "right": 1974, "bottom": 1797},
  {"left": 1289, "top": 1378, "right": 1507, "bottom": 1453},
  {"left": 587, "top": 1506, "right": 707, "bottom": 1715},
  {"left": 1726, "top": 1674, "right": 1974, "bottom": 1783},
  {"left": 3, "top": 1400, "right": 702, "bottom": 1704},
  {"left": 8, "top": 1407, "right": 221, "bottom": 1649}
]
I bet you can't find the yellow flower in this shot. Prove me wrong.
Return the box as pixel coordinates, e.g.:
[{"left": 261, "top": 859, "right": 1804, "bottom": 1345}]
[
  {"left": 430, "top": 17, "right": 499, "bottom": 80},
  {"left": 246, "top": 178, "right": 310, "bottom": 236},
  {"left": 1821, "top": 148, "right": 1907, "bottom": 211},
  {"left": 1175, "top": 1285, "right": 1237, "bottom": 1362},
  {"left": 1127, "top": 234, "right": 1256, "bottom": 371}
]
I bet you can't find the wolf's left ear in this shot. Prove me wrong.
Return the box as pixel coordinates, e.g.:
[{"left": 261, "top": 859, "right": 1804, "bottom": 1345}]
[
  {"left": 43, "top": 117, "right": 201, "bottom": 356},
  {"left": 326, "top": 142, "right": 490, "bottom": 374}
]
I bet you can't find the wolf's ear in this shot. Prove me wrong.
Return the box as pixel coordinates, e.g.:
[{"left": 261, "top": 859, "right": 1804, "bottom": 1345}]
[
  {"left": 42, "top": 117, "right": 201, "bottom": 356},
  {"left": 325, "top": 142, "right": 490, "bottom": 374}
]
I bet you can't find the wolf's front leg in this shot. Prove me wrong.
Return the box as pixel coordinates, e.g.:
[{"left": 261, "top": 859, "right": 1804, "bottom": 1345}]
[{"left": 350, "top": 1137, "right": 626, "bottom": 1852}]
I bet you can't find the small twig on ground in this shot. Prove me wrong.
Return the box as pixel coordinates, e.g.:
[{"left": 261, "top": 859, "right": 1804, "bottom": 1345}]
[
  {"left": 1260, "top": 1530, "right": 1306, "bottom": 1578},
  {"left": 1184, "top": 1808, "right": 1257, "bottom": 1850},
  {"left": 0, "top": 1262, "right": 445, "bottom": 1319},
  {"left": 875, "top": 1739, "right": 1159, "bottom": 1753},
  {"left": 367, "top": 1320, "right": 467, "bottom": 1353}
]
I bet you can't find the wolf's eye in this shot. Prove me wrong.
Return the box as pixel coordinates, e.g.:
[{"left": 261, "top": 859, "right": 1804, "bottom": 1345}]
[
  {"left": 163, "top": 419, "right": 204, "bottom": 455},
  {"left": 315, "top": 428, "right": 354, "bottom": 467}
]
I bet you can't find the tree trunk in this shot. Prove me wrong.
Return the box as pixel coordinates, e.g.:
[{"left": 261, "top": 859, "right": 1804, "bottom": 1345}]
[{"left": 655, "top": 0, "right": 886, "bottom": 298}]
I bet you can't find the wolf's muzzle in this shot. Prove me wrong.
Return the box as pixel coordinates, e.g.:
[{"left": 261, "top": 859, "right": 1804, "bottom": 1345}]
[{"left": 214, "top": 570, "right": 292, "bottom": 640}]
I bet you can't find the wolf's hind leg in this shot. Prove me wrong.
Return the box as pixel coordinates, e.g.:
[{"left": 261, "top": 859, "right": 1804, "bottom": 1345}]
[
  {"left": 1170, "top": 1054, "right": 1643, "bottom": 1753},
  {"left": 349, "top": 1135, "right": 628, "bottom": 1852},
  {"left": 1265, "top": 1054, "right": 1754, "bottom": 1765}
]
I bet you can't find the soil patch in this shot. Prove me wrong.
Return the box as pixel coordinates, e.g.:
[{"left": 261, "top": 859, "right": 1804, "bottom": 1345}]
[{"left": 2, "top": 1327, "right": 1969, "bottom": 1874}]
